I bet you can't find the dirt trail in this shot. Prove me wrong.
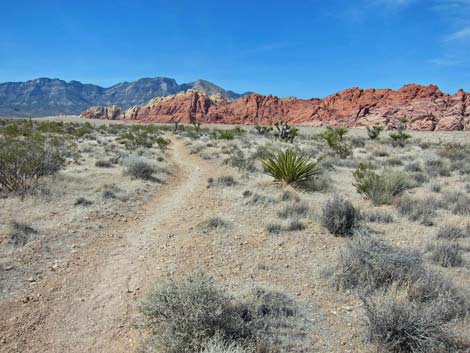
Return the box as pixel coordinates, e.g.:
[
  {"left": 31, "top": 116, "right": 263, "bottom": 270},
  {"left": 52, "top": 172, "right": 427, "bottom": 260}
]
[{"left": 0, "top": 138, "right": 221, "bottom": 353}]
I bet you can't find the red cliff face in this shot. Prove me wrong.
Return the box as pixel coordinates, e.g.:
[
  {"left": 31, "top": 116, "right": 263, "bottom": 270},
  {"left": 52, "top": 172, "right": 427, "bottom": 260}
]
[{"left": 80, "top": 85, "right": 470, "bottom": 131}]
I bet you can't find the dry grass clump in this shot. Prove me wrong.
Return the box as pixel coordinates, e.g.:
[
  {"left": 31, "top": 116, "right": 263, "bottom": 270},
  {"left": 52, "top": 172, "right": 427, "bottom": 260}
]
[
  {"left": 203, "top": 216, "right": 230, "bottom": 231},
  {"left": 395, "top": 195, "right": 439, "bottom": 226},
  {"left": 440, "top": 191, "right": 470, "bottom": 215},
  {"left": 207, "top": 175, "right": 237, "bottom": 188},
  {"left": 424, "top": 158, "right": 451, "bottom": 177},
  {"left": 436, "top": 224, "right": 469, "bottom": 240},
  {"left": 95, "top": 159, "right": 113, "bottom": 168},
  {"left": 8, "top": 221, "right": 38, "bottom": 247},
  {"left": 363, "top": 210, "right": 394, "bottom": 223},
  {"left": 321, "top": 195, "right": 361, "bottom": 236},
  {"left": 277, "top": 202, "right": 310, "bottom": 219},
  {"left": 427, "top": 242, "right": 464, "bottom": 267}
]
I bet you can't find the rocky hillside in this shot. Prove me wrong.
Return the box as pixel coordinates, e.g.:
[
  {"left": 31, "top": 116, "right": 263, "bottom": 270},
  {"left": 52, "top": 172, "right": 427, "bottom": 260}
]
[
  {"left": 0, "top": 77, "right": 246, "bottom": 117},
  {"left": 81, "top": 84, "right": 470, "bottom": 131}
]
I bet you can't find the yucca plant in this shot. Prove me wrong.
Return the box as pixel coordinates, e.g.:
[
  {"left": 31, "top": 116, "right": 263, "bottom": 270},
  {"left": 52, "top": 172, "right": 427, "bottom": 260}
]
[{"left": 260, "top": 149, "right": 319, "bottom": 186}]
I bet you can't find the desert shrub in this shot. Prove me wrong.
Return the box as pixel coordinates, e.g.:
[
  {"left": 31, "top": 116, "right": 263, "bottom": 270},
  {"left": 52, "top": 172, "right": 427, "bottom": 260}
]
[
  {"left": 389, "top": 118, "right": 412, "bottom": 147},
  {"left": 363, "top": 295, "right": 458, "bottom": 353},
  {"left": 386, "top": 157, "right": 403, "bottom": 166},
  {"left": 207, "top": 175, "right": 237, "bottom": 188},
  {"left": 353, "top": 163, "right": 411, "bottom": 205},
  {"left": 247, "top": 193, "right": 277, "bottom": 206},
  {"left": 260, "top": 149, "right": 319, "bottom": 186},
  {"left": 409, "top": 172, "right": 429, "bottom": 186},
  {"left": 266, "top": 223, "right": 282, "bottom": 234},
  {"left": 405, "top": 161, "right": 422, "bottom": 173},
  {"left": 372, "top": 148, "right": 390, "bottom": 157},
  {"left": 8, "top": 221, "right": 38, "bottom": 247},
  {"left": 285, "top": 219, "right": 306, "bottom": 231},
  {"left": 124, "top": 159, "right": 155, "bottom": 180},
  {"left": 280, "top": 190, "right": 300, "bottom": 202},
  {"left": 363, "top": 210, "right": 394, "bottom": 223},
  {"left": 441, "top": 192, "right": 470, "bottom": 215},
  {"left": 407, "top": 271, "right": 469, "bottom": 322},
  {"left": 0, "top": 136, "right": 64, "bottom": 194},
  {"left": 429, "top": 183, "right": 442, "bottom": 193},
  {"left": 277, "top": 202, "right": 310, "bottom": 219},
  {"left": 298, "top": 175, "right": 331, "bottom": 193},
  {"left": 273, "top": 120, "right": 299, "bottom": 143},
  {"left": 141, "top": 273, "right": 253, "bottom": 353},
  {"left": 436, "top": 224, "right": 468, "bottom": 240},
  {"left": 74, "top": 197, "right": 93, "bottom": 206},
  {"left": 424, "top": 158, "right": 451, "bottom": 177},
  {"left": 437, "top": 143, "right": 470, "bottom": 162},
  {"left": 142, "top": 273, "right": 310, "bottom": 353},
  {"left": 336, "top": 236, "right": 423, "bottom": 290},
  {"left": 395, "top": 195, "right": 438, "bottom": 226},
  {"left": 203, "top": 217, "right": 229, "bottom": 230},
  {"left": 95, "top": 159, "right": 113, "bottom": 168},
  {"left": 321, "top": 195, "right": 361, "bottom": 236},
  {"left": 350, "top": 136, "right": 365, "bottom": 147},
  {"left": 427, "top": 242, "right": 464, "bottom": 267}
]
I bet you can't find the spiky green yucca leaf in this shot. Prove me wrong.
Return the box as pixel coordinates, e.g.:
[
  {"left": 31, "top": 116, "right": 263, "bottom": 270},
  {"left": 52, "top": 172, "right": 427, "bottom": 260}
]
[{"left": 260, "top": 149, "right": 319, "bottom": 185}]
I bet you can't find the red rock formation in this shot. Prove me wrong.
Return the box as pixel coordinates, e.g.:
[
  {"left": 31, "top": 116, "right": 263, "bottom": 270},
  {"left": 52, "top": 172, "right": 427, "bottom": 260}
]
[{"left": 80, "top": 85, "right": 470, "bottom": 131}]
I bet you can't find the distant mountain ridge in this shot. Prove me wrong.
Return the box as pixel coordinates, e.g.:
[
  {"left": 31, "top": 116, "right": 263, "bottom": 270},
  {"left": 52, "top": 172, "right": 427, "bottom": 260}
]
[{"left": 0, "top": 77, "right": 248, "bottom": 117}]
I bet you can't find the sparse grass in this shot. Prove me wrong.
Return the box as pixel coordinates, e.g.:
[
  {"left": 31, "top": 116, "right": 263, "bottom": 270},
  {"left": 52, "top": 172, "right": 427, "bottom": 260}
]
[
  {"left": 321, "top": 195, "right": 361, "bottom": 236},
  {"left": 441, "top": 191, "right": 470, "bottom": 215},
  {"left": 266, "top": 223, "right": 283, "bottom": 234},
  {"left": 395, "top": 195, "right": 439, "bottom": 226},
  {"left": 207, "top": 176, "right": 237, "bottom": 188},
  {"left": 277, "top": 202, "right": 310, "bottom": 219},
  {"left": 363, "top": 210, "right": 394, "bottom": 223},
  {"left": 436, "top": 224, "right": 469, "bottom": 240},
  {"left": 424, "top": 158, "right": 451, "bottom": 177},
  {"left": 285, "top": 219, "right": 306, "bottom": 231}
]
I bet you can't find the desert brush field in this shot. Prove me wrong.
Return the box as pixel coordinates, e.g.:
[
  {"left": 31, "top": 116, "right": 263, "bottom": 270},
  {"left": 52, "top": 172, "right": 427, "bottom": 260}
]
[{"left": 0, "top": 117, "right": 469, "bottom": 353}]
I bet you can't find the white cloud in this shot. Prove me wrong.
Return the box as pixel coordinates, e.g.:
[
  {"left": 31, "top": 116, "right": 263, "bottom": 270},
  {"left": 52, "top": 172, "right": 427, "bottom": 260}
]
[
  {"left": 429, "top": 57, "right": 464, "bottom": 66},
  {"left": 446, "top": 27, "right": 470, "bottom": 40}
]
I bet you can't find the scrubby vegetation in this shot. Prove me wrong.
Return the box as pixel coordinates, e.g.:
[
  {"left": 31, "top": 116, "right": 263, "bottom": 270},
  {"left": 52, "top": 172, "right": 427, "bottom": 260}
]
[{"left": 321, "top": 195, "right": 361, "bottom": 236}]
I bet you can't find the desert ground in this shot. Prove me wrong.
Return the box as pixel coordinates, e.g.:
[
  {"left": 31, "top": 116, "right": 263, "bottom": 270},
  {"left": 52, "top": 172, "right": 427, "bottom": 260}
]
[{"left": 0, "top": 117, "right": 469, "bottom": 353}]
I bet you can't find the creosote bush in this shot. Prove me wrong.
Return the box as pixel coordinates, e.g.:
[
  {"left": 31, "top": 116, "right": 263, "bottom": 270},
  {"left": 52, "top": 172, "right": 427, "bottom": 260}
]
[
  {"left": 353, "top": 163, "right": 411, "bottom": 205},
  {"left": 0, "top": 136, "right": 65, "bottom": 194},
  {"left": 321, "top": 195, "right": 361, "bottom": 236}
]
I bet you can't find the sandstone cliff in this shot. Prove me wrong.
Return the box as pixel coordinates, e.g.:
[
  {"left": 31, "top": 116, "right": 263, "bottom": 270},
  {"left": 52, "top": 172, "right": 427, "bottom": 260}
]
[{"left": 80, "top": 84, "right": 470, "bottom": 131}]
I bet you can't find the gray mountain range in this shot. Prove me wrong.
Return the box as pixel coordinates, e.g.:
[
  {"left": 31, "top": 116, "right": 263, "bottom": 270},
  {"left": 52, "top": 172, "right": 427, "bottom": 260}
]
[{"left": 0, "top": 77, "right": 247, "bottom": 117}]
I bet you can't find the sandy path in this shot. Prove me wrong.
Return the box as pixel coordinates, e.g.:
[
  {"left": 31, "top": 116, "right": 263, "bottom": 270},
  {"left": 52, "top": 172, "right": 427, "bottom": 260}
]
[{"left": 0, "top": 138, "right": 218, "bottom": 353}]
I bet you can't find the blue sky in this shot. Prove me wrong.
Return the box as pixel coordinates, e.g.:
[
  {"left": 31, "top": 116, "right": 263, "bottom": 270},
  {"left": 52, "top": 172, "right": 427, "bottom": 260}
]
[{"left": 1, "top": 0, "right": 469, "bottom": 98}]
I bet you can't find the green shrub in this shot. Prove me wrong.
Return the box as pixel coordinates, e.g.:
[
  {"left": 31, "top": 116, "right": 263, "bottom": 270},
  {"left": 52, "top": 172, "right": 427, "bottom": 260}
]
[
  {"left": 0, "top": 136, "right": 64, "bottom": 194},
  {"left": 321, "top": 195, "right": 361, "bottom": 236},
  {"left": 260, "top": 149, "right": 319, "bottom": 186},
  {"left": 353, "top": 163, "right": 411, "bottom": 205},
  {"left": 219, "top": 130, "right": 236, "bottom": 140}
]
